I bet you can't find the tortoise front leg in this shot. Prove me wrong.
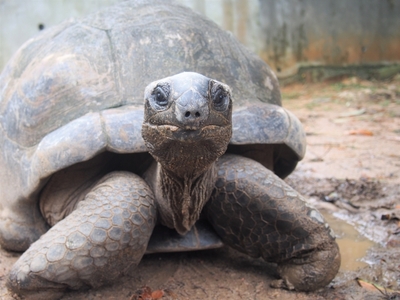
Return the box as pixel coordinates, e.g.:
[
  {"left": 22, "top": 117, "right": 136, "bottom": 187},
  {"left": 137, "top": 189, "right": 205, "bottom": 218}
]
[
  {"left": 204, "top": 155, "right": 340, "bottom": 291},
  {"left": 7, "top": 171, "right": 157, "bottom": 300}
]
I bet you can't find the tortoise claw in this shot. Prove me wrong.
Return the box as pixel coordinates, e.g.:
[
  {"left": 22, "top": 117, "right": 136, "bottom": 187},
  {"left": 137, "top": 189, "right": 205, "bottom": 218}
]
[{"left": 270, "top": 279, "right": 295, "bottom": 290}]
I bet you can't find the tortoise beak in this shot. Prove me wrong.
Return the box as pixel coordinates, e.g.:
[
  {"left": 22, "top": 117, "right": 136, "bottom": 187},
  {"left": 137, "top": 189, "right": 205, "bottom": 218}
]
[{"left": 174, "top": 89, "right": 209, "bottom": 130}]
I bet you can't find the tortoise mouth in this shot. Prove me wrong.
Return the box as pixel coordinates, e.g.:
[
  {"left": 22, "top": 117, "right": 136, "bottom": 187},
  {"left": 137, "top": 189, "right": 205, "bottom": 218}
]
[
  {"left": 144, "top": 124, "right": 226, "bottom": 142},
  {"left": 142, "top": 122, "right": 232, "bottom": 174}
]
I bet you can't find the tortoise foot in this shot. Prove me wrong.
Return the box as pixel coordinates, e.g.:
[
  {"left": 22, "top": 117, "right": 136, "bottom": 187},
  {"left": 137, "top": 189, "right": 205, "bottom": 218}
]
[
  {"left": 7, "top": 171, "right": 156, "bottom": 299},
  {"left": 274, "top": 242, "right": 341, "bottom": 291}
]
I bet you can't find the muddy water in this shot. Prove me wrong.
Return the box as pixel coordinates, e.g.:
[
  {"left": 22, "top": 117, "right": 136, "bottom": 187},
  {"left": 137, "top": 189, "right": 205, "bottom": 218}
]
[{"left": 323, "top": 213, "right": 375, "bottom": 271}]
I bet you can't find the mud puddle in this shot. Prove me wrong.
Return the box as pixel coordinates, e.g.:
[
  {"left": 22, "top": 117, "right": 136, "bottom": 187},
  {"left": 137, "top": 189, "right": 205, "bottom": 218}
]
[{"left": 322, "top": 213, "right": 375, "bottom": 271}]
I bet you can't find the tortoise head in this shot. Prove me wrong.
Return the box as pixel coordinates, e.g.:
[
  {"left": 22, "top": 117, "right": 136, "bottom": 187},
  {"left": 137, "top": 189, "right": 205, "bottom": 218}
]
[{"left": 142, "top": 72, "right": 232, "bottom": 177}]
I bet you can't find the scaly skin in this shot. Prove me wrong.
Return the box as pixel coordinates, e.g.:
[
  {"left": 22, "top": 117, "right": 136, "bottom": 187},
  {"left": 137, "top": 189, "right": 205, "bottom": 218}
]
[
  {"left": 205, "top": 154, "right": 341, "bottom": 291},
  {"left": 7, "top": 171, "right": 156, "bottom": 299}
]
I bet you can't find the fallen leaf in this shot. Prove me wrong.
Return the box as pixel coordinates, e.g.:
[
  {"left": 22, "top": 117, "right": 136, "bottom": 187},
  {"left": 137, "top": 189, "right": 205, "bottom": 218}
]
[
  {"left": 347, "top": 129, "right": 374, "bottom": 136},
  {"left": 356, "top": 278, "right": 384, "bottom": 292},
  {"left": 356, "top": 278, "right": 399, "bottom": 295},
  {"left": 131, "top": 286, "right": 158, "bottom": 300},
  {"left": 130, "top": 286, "right": 171, "bottom": 300},
  {"left": 338, "top": 108, "right": 366, "bottom": 118},
  {"left": 151, "top": 290, "right": 164, "bottom": 299}
]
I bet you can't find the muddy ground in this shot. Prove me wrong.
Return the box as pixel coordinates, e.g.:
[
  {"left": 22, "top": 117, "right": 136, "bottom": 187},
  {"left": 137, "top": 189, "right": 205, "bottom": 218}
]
[{"left": 1, "top": 76, "right": 399, "bottom": 299}]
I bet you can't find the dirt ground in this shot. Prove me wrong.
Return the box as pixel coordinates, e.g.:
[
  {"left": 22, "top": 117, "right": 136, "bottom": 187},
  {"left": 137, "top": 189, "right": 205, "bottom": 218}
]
[{"left": 1, "top": 75, "right": 399, "bottom": 300}]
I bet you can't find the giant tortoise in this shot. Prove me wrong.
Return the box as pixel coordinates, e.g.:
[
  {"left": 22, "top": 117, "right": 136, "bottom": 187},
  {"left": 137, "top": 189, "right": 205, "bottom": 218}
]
[{"left": 0, "top": 0, "right": 340, "bottom": 298}]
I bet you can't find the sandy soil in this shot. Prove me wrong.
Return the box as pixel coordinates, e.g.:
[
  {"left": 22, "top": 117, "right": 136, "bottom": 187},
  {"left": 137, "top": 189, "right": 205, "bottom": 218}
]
[{"left": 1, "top": 76, "right": 399, "bottom": 300}]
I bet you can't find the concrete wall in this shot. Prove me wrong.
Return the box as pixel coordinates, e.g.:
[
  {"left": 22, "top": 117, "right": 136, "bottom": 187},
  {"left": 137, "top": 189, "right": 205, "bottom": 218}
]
[
  {"left": 258, "top": 0, "right": 400, "bottom": 80},
  {"left": 0, "top": 0, "right": 123, "bottom": 71},
  {"left": 0, "top": 0, "right": 399, "bottom": 80}
]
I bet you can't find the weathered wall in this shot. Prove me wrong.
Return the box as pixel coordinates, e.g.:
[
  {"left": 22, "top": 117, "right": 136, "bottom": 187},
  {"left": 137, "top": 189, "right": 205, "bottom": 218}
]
[
  {"left": 0, "top": 0, "right": 399, "bottom": 80},
  {"left": 0, "top": 0, "right": 122, "bottom": 71},
  {"left": 258, "top": 0, "right": 400, "bottom": 80}
]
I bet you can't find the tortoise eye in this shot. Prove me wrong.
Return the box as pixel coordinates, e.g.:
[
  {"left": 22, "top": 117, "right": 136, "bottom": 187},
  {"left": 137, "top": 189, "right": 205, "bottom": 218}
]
[
  {"left": 152, "top": 85, "right": 169, "bottom": 107},
  {"left": 212, "top": 87, "right": 229, "bottom": 111}
]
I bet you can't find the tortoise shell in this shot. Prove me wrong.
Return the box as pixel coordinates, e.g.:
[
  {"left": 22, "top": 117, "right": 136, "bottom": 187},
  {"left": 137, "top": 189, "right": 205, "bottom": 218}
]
[{"left": 0, "top": 0, "right": 305, "bottom": 251}]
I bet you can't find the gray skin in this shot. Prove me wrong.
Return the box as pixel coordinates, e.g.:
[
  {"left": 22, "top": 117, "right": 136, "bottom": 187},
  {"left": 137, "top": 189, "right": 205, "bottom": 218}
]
[{"left": 0, "top": 1, "right": 340, "bottom": 299}]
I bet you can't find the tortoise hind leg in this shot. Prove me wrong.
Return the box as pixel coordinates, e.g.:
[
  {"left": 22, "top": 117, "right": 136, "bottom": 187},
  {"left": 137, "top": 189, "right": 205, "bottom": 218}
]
[
  {"left": 7, "top": 171, "right": 157, "bottom": 299},
  {"left": 204, "top": 154, "right": 340, "bottom": 292}
]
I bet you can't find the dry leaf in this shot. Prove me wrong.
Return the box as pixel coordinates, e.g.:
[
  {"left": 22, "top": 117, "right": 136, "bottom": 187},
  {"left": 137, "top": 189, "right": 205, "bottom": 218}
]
[
  {"left": 357, "top": 278, "right": 381, "bottom": 292},
  {"left": 356, "top": 278, "right": 397, "bottom": 294},
  {"left": 130, "top": 286, "right": 170, "bottom": 300},
  {"left": 347, "top": 129, "right": 373, "bottom": 136},
  {"left": 151, "top": 290, "right": 164, "bottom": 299},
  {"left": 131, "top": 286, "right": 159, "bottom": 300}
]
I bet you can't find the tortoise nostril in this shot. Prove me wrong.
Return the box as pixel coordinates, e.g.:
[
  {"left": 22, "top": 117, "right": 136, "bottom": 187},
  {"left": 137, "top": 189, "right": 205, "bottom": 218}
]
[{"left": 184, "top": 111, "right": 201, "bottom": 118}]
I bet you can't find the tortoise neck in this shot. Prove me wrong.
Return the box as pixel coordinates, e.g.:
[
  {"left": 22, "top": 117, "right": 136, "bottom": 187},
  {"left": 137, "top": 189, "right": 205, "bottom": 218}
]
[{"left": 153, "top": 161, "right": 217, "bottom": 235}]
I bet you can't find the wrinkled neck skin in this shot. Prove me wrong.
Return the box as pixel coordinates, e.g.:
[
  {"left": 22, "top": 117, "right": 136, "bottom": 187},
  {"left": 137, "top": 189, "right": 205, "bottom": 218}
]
[
  {"left": 141, "top": 72, "right": 233, "bottom": 234},
  {"left": 143, "top": 144, "right": 219, "bottom": 235}
]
